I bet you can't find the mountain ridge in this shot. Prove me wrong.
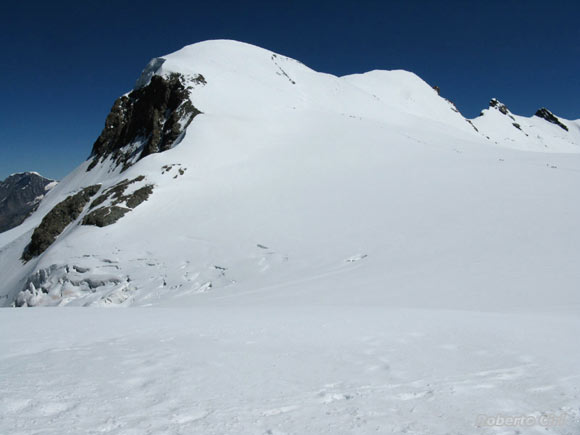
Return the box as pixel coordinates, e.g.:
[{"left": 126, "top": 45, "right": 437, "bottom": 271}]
[
  {"left": 1, "top": 39, "right": 579, "bottom": 307},
  {"left": 0, "top": 172, "right": 57, "bottom": 234}
]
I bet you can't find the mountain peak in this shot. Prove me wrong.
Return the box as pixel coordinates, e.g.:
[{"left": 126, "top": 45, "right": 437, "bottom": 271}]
[
  {"left": 0, "top": 172, "right": 57, "bottom": 233},
  {"left": 5, "top": 171, "right": 49, "bottom": 181},
  {"left": 2, "top": 40, "right": 580, "bottom": 304},
  {"left": 488, "top": 98, "right": 511, "bottom": 115},
  {"left": 535, "top": 107, "right": 569, "bottom": 131}
]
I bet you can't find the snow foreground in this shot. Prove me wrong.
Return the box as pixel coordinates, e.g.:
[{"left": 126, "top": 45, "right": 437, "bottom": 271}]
[
  {"left": 0, "top": 39, "right": 579, "bottom": 433},
  {"left": 1, "top": 307, "right": 579, "bottom": 434}
]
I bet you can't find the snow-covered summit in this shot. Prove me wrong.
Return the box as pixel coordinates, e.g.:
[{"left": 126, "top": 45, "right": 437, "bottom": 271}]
[
  {"left": 0, "top": 40, "right": 579, "bottom": 308},
  {"left": 136, "top": 39, "right": 580, "bottom": 153},
  {"left": 471, "top": 97, "right": 580, "bottom": 152},
  {"left": 130, "top": 40, "right": 473, "bottom": 129}
]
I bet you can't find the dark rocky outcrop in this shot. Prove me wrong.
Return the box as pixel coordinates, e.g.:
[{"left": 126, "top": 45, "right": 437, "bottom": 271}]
[
  {"left": 87, "top": 73, "right": 202, "bottom": 171},
  {"left": 489, "top": 98, "right": 510, "bottom": 116},
  {"left": 125, "top": 185, "right": 153, "bottom": 208},
  {"left": 21, "top": 185, "right": 100, "bottom": 261},
  {"left": 0, "top": 172, "right": 56, "bottom": 233},
  {"left": 82, "top": 177, "right": 154, "bottom": 227},
  {"left": 487, "top": 98, "right": 517, "bottom": 121},
  {"left": 535, "top": 108, "right": 568, "bottom": 131},
  {"left": 81, "top": 206, "right": 132, "bottom": 227},
  {"left": 88, "top": 176, "right": 145, "bottom": 209}
]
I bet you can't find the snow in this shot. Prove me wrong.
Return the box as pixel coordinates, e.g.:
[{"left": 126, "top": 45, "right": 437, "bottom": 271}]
[
  {"left": 1, "top": 39, "right": 579, "bottom": 434},
  {"left": 1, "top": 307, "right": 578, "bottom": 434},
  {"left": 7, "top": 171, "right": 41, "bottom": 178},
  {"left": 471, "top": 101, "right": 580, "bottom": 152},
  {"left": 44, "top": 180, "right": 58, "bottom": 191}
]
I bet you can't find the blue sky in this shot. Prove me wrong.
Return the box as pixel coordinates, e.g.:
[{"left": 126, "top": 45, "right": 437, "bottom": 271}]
[{"left": 1, "top": 0, "right": 579, "bottom": 180}]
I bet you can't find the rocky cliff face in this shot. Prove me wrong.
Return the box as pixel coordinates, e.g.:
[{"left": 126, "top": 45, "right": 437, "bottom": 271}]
[
  {"left": 21, "top": 185, "right": 100, "bottom": 262},
  {"left": 0, "top": 173, "right": 56, "bottom": 233},
  {"left": 87, "top": 73, "right": 203, "bottom": 171}
]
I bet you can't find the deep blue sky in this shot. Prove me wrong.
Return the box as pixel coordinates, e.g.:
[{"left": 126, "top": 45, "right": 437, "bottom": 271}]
[{"left": 1, "top": 0, "right": 579, "bottom": 180}]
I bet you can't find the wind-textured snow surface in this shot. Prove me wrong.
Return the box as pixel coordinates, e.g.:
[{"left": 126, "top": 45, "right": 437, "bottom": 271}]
[
  {"left": 0, "top": 40, "right": 579, "bottom": 434},
  {"left": 1, "top": 307, "right": 578, "bottom": 434}
]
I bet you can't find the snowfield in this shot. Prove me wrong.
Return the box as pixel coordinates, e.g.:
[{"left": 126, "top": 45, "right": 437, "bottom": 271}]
[
  {"left": 1, "top": 40, "right": 579, "bottom": 434},
  {"left": 1, "top": 307, "right": 579, "bottom": 434}
]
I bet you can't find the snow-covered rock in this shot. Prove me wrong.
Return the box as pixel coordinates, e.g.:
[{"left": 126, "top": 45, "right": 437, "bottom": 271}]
[{"left": 471, "top": 98, "right": 580, "bottom": 152}]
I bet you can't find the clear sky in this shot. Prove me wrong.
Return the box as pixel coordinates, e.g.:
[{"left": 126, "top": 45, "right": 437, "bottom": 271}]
[{"left": 1, "top": 0, "right": 579, "bottom": 180}]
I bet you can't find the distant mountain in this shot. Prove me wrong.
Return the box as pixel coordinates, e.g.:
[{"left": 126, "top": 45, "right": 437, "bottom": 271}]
[
  {"left": 0, "top": 40, "right": 578, "bottom": 307},
  {"left": 0, "top": 172, "right": 57, "bottom": 233},
  {"left": 471, "top": 98, "right": 580, "bottom": 151}
]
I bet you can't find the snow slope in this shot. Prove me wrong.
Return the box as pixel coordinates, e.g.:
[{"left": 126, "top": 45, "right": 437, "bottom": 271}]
[
  {"left": 0, "top": 40, "right": 579, "bottom": 434},
  {"left": 472, "top": 99, "right": 580, "bottom": 152}
]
